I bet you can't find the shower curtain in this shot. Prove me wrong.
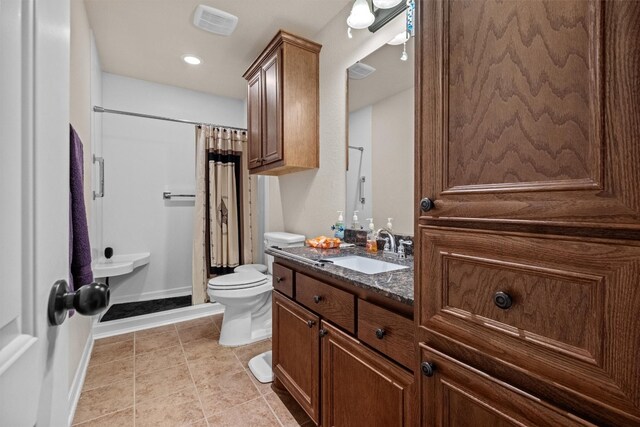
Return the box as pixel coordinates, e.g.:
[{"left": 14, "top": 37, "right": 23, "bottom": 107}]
[{"left": 192, "top": 125, "right": 256, "bottom": 304}]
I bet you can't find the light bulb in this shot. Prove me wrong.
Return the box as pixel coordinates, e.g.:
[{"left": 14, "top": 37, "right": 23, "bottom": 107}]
[
  {"left": 400, "top": 43, "right": 408, "bottom": 61},
  {"left": 373, "top": 0, "right": 403, "bottom": 9},
  {"left": 347, "top": 0, "right": 375, "bottom": 30},
  {"left": 347, "top": 27, "right": 353, "bottom": 39}
]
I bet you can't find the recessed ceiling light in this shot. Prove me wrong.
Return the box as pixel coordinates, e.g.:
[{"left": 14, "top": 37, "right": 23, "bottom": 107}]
[{"left": 182, "top": 55, "right": 202, "bottom": 65}]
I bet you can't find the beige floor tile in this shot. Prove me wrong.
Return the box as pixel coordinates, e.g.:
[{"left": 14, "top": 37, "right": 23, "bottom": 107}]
[
  {"left": 135, "top": 329, "right": 181, "bottom": 354},
  {"left": 73, "top": 407, "right": 134, "bottom": 427},
  {"left": 188, "top": 351, "right": 245, "bottom": 386},
  {"left": 212, "top": 314, "right": 223, "bottom": 332},
  {"left": 83, "top": 357, "right": 134, "bottom": 391},
  {"left": 198, "top": 370, "right": 260, "bottom": 417},
  {"left": 182, "top": 337, "right": 232, "bottom": 362},
  {"left": 178, "top": 323, "right": 219, "bottom": 344},
  {"left": 135, "top": 345, "right": 186, "bottom": 376},
  {"left": 135, "top": 387, "right": 205, "bottom": 427},
  {"left": 89, "top": 340, "right": 134, "bottom": 367},
  {"left": 134, "top": 324, "right": 178, "bottom": 339},
  {"left": 73, "top": 379, "right": 134, "bottom": 425},
  {"left": 246, "top": 367, "right": 274, "bottom": 396},
  {"left": 186, "top": 419, "right": 208, "bottom": 427},
  {"left": 175, "top": 316, "right": 215, "bottom": 331},
  {"left": 93, "top": 333, "right": 134, "bottom": 350},
  {"left": 233, "top": 339, "right": 272, "bottom": 368},
  {"left": 264, "top": 390, "right": 312, "bottom": 426},
  {"left": 135, "top": 364, "right": 195, "bottom": 402},
  {"left": 206, "top": 397, "right": 280, "bottom": 427}
]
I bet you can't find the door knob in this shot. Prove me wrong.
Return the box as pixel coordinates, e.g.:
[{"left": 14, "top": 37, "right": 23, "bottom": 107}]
[
  {"left": 319, "top": 328, "right": 328, "bottom": 337},
  {"left": 275, "top": 276, "right": 282, "bottom": 283},
  {"left": 307, "top": 320, "right": 316, "bottom": 328},
  {"left": 420, "top": 197, "right": 434, "bottom": 212},
  {"left": 313, "top": 295, "right": 322, "bottom": 304},
  {"left": 421, "top": 362, "right": 435, "bottom": 377},
  {"left": 375, "top": 328, "right": 386, "bottom": 339},
  {"left": 48, "top": 280, "right": 110, "bottom": 326},
  {"left": 493, "top": 291, "right": 513, "bottom": 310}
]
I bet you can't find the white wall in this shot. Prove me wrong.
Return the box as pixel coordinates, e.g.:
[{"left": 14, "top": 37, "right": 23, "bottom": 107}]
[
  {"left": 346, "top": 106, "right": 373, "bottom": 228},
  {"left": 101, "top": 73, "right": 245, "bottom": 303},
  {"left": 266, "top": 5, "right": 408, "bottom": 238},
  {"left": 371, "top": 88, "right": 414, "bottom": 234}
]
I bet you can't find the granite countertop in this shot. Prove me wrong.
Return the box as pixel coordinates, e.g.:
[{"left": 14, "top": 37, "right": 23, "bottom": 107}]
[{"left": 266, "top": 245, "right": 414, "bottom": 306}]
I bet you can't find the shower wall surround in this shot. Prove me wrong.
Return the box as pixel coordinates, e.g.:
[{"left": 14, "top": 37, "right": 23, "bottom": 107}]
[{"left": 100, "top": 73, "right": 245, "bottom": 304}]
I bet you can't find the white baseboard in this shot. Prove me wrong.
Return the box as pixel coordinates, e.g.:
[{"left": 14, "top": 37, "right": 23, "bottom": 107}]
[
  {"left": 93, "top": 302, "right": 224, "bottom": 339},
  {"left": 109, "top": 286, "right": 192, "bottom": 304},
  {"left": 68, "top": 331, "right": 94, "bottom": 427}
]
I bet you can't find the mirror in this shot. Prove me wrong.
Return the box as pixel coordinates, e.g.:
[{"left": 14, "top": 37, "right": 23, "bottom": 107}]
[{"left": 346, "top": 37, "right": 414, "bottom": 235}]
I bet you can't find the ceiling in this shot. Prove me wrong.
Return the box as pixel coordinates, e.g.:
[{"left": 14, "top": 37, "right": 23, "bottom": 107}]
[
  {"left": 348, "top": 37, "right": 414, "bottom": 112},
  {"left": 84, "top": 0, "right": 352, "bottom": 100}
]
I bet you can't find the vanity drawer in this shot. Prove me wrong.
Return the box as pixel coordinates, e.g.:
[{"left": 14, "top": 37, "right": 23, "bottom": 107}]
[
  {"left": 296, "top": 273, "right": 355, "bottom": 333},
  {"left": 358, "top": 300, "right": 415, "bottom": 369},
  {"left": 272, "top": 263, "right": 294, "bottom": 298}
]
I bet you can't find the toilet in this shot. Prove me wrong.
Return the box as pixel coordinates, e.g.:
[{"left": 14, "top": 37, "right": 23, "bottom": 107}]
[{"left": 208, "top": 231, "right": 305, "bottom": 347}]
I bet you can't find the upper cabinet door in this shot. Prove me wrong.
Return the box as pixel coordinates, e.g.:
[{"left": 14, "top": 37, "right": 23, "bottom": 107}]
[
  {"left": 417, "top": 0, "right": 640, "bottom": 233},
  {"left": 247, "top": 71, "right": 263, "bottom": 169},
  {"left": 261, "top": 49, "right": 283, "bottom": 165}
]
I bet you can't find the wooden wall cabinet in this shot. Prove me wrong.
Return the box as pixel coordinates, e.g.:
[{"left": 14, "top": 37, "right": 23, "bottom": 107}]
[
  {"left": 415, "top": 0, "right": 640, "bottom": 425},
  {"left": 271, "top": 261, "right": 417, "bottom": 426},
  {"left": 243, "top": 30, "right": 321, "bottom": 176}
]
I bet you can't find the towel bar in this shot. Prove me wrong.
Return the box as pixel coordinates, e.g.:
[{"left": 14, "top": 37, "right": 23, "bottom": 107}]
[{"left": 163, "top": 191, "right": 195, "bottom": 200}]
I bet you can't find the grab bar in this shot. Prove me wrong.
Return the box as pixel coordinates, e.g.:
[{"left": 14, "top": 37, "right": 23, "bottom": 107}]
[
  {"left": 93, "top": 155, "right": 104, "bottom": 199},
  {"left": 359, "top": 176, "right": 366, "bottom": 204},
  {"left": 163, "top": 192, "right": 195, "bottom": 200}
]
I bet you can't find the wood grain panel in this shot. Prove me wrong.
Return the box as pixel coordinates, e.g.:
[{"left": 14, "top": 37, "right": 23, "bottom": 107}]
[
  {"left": 322, "top": 322, "right": 417, "bottom": 427},
  {"left": 261, "top": 50, "right": 282, "bottom": 165},
  {"left": 416, "top": 0, "right": 640, "bottom": 229},
  {"left": 444, "top": 254, "right": 603, "bottom": 363},
  {"left": 420, "top": 345, "right": 595, "bottom": 427},
  {"left": 296, "top": 273, "right": 355, "bottom": 333},
  {"left": 272, "top": 292, "right": 320, "bottom": 424},
  {"left": 358, "top": 299, "right": 415, "bottom": 370},
  {"left": 246, "top": 71, "right": 262, "bottom": 169},
  {"left": 417, "top": 226, "right": 640, "bottom": 423},
  {"left": 272, "top": 263, "right": 294, "bottom": 298}
]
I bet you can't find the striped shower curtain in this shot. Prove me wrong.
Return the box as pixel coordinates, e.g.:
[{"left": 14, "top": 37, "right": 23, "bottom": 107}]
[{"left": 192, "top": 125, "right": 256, "bottom": 304}]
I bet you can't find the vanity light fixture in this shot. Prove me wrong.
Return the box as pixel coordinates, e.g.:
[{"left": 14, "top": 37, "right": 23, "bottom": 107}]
[
  {"left": 347, "top": 0, "right": 375, "bottom": 30},
  {"left": 373, "top": 0, "right": 403, "bottom": 9},
  {"left": 182, "top": 55, "right": 202, "bottom": 65},
  {"left": 387, "top": 31, "right": 409, "bottom": 45},
  {"left": 400, "top": 42, "right": 408, "bottom": 61}
]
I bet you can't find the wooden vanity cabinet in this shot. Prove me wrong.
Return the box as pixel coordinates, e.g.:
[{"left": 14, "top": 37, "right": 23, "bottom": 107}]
[
  {"left": 415, "top": 0, "right": 640, "bottom": 425},
  {"left": 243, "top": 30, "right": 321, "bottom": 176},
  {"left": 271, "top": 261, "right": 416, "bottom": 426}
]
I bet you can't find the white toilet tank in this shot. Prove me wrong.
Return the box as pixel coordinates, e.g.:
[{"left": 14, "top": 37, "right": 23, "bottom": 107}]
[{"left": 264, "top": 231, "right": 305, "bottom": 274}]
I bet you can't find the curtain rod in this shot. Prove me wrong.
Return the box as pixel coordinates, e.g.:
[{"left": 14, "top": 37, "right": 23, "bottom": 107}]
[{"left": 93, "top": 106, "right": 247, "bottom": 132}]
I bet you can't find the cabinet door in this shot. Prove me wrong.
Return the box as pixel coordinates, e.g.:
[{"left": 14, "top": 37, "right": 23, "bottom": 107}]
[
  {"left": 420, "top": 345, "right": 594, "bottom": 427},
  {"left": 247, "top": 71, "right": 262, "bottom": 169},
  {"left": 417, "top": 0, "right": 640, "bottom": 232},
  {"left": 321, "top": 321, "right": 417, "bottom": 427},
  {"left": 261, "top": 49, "right": 283, "bottom": 165},
  {"left": 272, "top": 292, "right": 320, "bottom": 424}
]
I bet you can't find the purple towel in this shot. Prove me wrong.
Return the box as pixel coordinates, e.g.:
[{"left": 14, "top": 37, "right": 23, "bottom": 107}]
[{"left": 70, "top": 125, "right": 93, "bottom": 293}]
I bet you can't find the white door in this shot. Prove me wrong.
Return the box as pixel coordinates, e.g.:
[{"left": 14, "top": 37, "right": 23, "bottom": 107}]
[{"left": 0, "top": 0, "right": 71, "bottom": 425}]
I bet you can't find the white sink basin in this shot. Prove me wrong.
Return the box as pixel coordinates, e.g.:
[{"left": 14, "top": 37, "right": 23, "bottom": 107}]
[
  {"left": 325, "top": 256, "right": 408, "bottom": 275},
  {"left": 93, "top": 252, "right": 150, "bottom": 279}
]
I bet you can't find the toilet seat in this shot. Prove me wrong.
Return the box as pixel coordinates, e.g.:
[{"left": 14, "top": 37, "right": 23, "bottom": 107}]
[{"left": 208, "top": 270, "right": 269, "bottom": 291}]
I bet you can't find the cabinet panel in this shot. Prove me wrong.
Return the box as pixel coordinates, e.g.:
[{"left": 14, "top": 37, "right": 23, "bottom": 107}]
[
  {"left": 247, "top": 71, "right": 262, "bottom": 169},
  {"left": 417, "top": 227, "right": 640, "bottom": 423},
  {"left": 261, "top": 50, "right": 282, "bottom": 165},
  {"left": 272, "top": 263, "right": 294, "bottom": 298},
  {"left": 417, "top": 0, "right": 640, "bottom": 229},
  {"left": 420, "top": 345, "right": 594, "bottom": 427},
  {"left": 296, "top": 273, "right": 355, "bottom": 333},
  {"left": 273, "top": 292, "right": 320, "bottom": 424},
  {"left": 322, "top": 322, "right": 417, "bottom": 427}
]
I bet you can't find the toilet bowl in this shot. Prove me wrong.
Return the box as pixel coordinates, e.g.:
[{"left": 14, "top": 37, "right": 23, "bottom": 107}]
[{"left": 209, "top": 231, "right": 305, "bottom": 347}]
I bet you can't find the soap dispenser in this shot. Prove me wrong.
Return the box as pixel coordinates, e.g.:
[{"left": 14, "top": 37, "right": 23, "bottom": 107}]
[
  {"left": 366, "top": 218, "right": 377, "bottom": 252},
  {"left": 352, "top": 211, "right": 360, "bottom": 230},
  {"left": 333, "top": 211, "right": 345, "bottom": 239}
]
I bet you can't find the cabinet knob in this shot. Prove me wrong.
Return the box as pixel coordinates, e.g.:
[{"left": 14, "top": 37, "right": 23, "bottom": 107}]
[
  {"left": 493, "top": 291, "right": 513, "bottom": 310},
  {"left": 307, "top": 320, "right": 316, "bottom": 328},
  {"left": 313, "top": 295, "right": 322, "bottom": 304},
  {"left": 420, "top": 197, "right": 434, "bottom": 212},
  {"left": 421, "top": 362, "right": 435, "bottom": 377},
  {"left": 319, "top": 328, "right": 328, "bottom": 337},
  {"left": 275, "top": 276, "right": 282, "bottom": 283},
  {"left": 375, "top": 328, "right": 386, "bottom": 339}
]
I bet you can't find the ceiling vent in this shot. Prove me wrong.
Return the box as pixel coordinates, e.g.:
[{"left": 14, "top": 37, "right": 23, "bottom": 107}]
[
  {"left": 348, "top": 62, "right": 376, "bottom": 80},
  {"left": 193, "top": 5, "right": 238, "bottom": 36}
]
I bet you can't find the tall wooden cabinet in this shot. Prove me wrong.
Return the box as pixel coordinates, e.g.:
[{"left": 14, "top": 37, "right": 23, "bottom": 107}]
[
  {"left": 243, "top": 30, "right": 321, "bottom": 176},
  {"left": 415, "top": 1, "right": 640, "bottom": 425}
]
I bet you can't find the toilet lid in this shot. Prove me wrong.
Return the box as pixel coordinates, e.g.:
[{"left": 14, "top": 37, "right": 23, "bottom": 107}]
[
  {"left": 208, "top": 270, "right": 268, "bottom": 290},
  {"left": 234, "top": 264, "right": 268, "bottom": 274}
]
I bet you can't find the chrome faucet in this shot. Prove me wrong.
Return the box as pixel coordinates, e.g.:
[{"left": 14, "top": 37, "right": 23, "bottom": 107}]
[{"left": 375, "top": 228, "right": 396, "bottom": 255}]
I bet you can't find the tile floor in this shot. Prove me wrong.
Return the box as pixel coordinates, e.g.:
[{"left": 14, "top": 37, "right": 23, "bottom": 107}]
[{"left": 73, "top": 314, "right": 312, "bottom": 427}]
